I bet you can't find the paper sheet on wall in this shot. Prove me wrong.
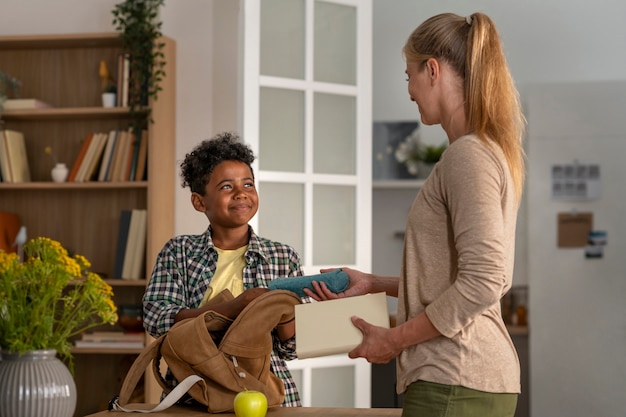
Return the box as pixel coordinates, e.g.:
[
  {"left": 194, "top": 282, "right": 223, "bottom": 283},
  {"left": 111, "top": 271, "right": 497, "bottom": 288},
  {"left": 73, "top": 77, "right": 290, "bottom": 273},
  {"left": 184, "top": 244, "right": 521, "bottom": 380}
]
[{"left": 557, "top": 212, "right": 593, "bottom": 247}]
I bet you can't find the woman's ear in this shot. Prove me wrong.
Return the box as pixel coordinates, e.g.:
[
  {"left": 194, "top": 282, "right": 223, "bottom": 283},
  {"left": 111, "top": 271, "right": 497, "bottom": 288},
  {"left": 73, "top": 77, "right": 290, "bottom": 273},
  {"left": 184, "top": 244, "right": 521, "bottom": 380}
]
[{"left": 426, "top": 58, "right": 440, "bottom": 83}]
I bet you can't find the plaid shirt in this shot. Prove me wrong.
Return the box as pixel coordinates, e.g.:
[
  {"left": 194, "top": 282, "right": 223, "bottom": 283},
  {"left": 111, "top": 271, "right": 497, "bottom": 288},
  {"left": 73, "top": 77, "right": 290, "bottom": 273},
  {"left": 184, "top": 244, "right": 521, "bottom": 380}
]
[{"left": 143, "top": 226, "right": 305, "bottom": 407}]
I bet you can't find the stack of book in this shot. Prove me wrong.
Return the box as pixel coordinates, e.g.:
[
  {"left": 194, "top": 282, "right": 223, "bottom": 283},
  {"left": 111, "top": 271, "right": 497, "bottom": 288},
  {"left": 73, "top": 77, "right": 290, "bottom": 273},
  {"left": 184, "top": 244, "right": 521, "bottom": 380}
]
[
  {"left": 68, "top": 129, "right": 148, "bottom": 182},
  {"left": 74, "top": 331, "right": 145, "bottom": 349}
]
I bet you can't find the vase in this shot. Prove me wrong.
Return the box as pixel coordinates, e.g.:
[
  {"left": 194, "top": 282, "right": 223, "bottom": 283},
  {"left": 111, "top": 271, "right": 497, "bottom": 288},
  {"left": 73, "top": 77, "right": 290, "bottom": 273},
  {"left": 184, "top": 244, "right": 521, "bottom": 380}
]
[
  {"left": 417, "top": 161, "right": 435, "bottom": 179},
  {"left": 102, "top": 92, "right": 116, "bottom": 108},
  {"left": 0, "top": 349, "right": 77, "bottom": 417},
  {"left": 51, "top": 163, "right": 69, "bottom": 182}
]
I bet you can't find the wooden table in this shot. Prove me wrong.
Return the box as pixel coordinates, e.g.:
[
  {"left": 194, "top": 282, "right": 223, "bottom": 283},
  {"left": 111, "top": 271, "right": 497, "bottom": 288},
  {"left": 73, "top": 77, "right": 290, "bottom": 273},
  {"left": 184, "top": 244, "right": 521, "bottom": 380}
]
[{"left": 86, "top": 404, "right": 402, "bottom": 416}]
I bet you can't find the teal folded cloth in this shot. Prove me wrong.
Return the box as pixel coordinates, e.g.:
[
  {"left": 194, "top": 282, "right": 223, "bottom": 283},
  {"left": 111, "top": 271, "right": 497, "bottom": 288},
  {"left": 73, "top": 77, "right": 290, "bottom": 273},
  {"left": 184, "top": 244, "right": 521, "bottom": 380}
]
[{"left": 268, "top": 269, "right": 349, "bottom": 298}]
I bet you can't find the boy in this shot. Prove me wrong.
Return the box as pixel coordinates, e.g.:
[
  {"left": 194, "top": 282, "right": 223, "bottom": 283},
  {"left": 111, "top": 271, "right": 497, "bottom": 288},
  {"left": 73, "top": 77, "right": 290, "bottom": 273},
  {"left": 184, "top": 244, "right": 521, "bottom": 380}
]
[{"left": 143, "top": 132, "right": 305, "bottom": 406}]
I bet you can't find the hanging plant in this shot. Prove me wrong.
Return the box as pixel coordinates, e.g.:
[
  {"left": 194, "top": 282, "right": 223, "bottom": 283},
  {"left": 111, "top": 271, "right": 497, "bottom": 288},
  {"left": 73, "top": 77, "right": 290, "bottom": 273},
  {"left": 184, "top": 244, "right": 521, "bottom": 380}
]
[{"left": 112, "top": 0, "right": 166, "bottom": 132}]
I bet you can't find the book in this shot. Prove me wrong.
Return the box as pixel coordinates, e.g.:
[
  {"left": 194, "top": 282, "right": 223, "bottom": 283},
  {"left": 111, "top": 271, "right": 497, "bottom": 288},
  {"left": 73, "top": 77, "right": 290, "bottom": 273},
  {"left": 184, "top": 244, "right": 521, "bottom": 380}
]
[
  {"left": 122, "top": 130, "right": 137, "bottom": 181},
  {"left": 111, "top": 130, "right": 132, "bottom": 181},
  {"left": 115, "top": 53, "right": 130, "bottom": 108},
  {"left": 0, "top": 131, "right": 13, "bottom": 182},
  {"left": 121, "top": 209, "right": 143, "bottom": 280},
  {"left": 3, "top": 98, "right": 51, "bottom": 110},
  {"left": 134, "top": 130, "right": 148, "bottom": 181},
  {"left": 295, "top": 292, "right": 390, "bottom": 359},
  {"left": 80, "top": 132, "right": 108, "bottom": 182},
  {"left": 113, "top": 210, "right": 133, "bottom": 279},
  {"left": 2, "top": 130, "right": 31, "bottom": 183},
  {"left": 129, "top": 209, "right": 147, "bottom": 279},
  {"left": 128, "top": 130, "right": 142, "bottom": 181},
  {"left": 97, "top": 130, "right": 118, "bottom": 181},
  {"left": 68, "top": 133, "right": 94, "bottom": 182},
  {"left": 106, "top": 130, "right": 126, "bottom": 181},
  {"left": 74, "top": 132, "right": 101, "bottom": 182}
]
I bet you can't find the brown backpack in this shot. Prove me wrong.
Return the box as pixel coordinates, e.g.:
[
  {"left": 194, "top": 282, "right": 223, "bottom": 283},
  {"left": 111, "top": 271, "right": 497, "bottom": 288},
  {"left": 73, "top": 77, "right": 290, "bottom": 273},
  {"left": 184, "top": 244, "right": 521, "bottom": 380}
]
[{"left": 110, "top": 289, "right": 301, "bottom": 413}]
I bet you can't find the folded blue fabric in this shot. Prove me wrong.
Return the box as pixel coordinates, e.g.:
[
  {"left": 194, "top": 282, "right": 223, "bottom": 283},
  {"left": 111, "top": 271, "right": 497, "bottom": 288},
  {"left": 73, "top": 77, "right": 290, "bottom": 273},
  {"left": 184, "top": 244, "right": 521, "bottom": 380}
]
[{"left": 268, "top": 269, "right": 349, "bottom": 298}]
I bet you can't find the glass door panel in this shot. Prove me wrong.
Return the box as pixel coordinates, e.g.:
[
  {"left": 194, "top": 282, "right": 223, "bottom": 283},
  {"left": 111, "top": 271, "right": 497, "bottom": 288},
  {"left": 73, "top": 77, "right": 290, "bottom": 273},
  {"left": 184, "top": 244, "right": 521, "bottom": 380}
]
[
  {"left": 258, "top": 182, "right": 305, "bottom": 255},
  {"left": 314, "top": 1, "right": 357, "bottom": 85},
  {"left": 259, "top": 87, "right": 305, "bottom": 172},
  {"left": 260, "top": 0, "right": 306, "bottom": 79},
  {"left": 313, "top": 184, "right": 356, "bottom": 265},
  {"left": 310, "top": 366, "right": 355, "bottom": 407},
  {"left": 313, "top": 92, "right": 356, "bottom": 175}
]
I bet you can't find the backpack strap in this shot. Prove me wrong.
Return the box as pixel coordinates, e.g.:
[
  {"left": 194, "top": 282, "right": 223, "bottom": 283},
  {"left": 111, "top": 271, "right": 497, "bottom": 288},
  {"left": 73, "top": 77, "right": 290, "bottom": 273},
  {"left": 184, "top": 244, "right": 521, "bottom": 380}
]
[
  {"left": 110, "top": 333, "right": 206, "bottom": 413},
  {"left": 109, "top": 374, "right": 204, "bottom": 413}
]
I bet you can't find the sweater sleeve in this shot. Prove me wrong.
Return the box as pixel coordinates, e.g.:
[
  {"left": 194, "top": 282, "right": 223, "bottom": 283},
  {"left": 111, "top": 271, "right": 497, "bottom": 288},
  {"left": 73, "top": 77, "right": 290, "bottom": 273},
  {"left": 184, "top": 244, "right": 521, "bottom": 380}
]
[{"left": 425, "top": 138, "right": 511, "bottom": 337}]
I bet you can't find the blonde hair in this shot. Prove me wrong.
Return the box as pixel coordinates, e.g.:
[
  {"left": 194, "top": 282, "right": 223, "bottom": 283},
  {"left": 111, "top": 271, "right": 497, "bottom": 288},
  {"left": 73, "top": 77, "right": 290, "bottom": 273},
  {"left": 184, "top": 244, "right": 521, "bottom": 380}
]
[{"left": 403, "top": 12, "right": 526, "bottom": 201}]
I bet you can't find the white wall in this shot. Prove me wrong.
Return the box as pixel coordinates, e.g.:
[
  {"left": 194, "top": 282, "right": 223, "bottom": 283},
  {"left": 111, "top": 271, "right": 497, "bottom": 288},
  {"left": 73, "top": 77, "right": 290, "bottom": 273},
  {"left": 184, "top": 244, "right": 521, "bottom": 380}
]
[{"left": 525, "top": 80, "right": 626, "bottom": 417}]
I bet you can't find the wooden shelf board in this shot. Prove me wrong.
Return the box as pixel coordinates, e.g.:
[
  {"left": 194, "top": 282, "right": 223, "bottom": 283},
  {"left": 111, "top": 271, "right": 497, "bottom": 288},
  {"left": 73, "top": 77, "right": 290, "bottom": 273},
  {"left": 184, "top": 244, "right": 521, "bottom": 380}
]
[
  {"left": 0, "top": 181, "right": 147, "bottom": 190},
  {"left": 0, "top": 32, "right": 120, "bottom": 49},
  {"left": 1, "top": 106, "right": 147, "bottom": 121}
]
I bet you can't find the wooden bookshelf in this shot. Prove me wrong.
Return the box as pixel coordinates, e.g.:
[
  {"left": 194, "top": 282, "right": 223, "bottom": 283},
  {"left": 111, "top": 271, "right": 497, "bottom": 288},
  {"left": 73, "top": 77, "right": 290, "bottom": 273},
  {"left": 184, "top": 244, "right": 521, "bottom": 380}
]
[{"left": 0, "top": 32, "right": 175, "bottom": 416}]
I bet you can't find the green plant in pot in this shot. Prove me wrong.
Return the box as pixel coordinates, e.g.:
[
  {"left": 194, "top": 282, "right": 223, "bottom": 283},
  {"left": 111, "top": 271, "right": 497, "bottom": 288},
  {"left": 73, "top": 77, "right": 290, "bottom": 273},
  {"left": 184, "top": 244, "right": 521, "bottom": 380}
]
[
  {"left": 112, "top": 0, "right": 166, "bottom": 132},
  {"left": 419, "top": 143, "right": 448, "bottom": 164},
  {"left": 0, "top": 71, "right": 21, "bottom": 115},
  {"left": 395, "top": 125, "right": 447, "bottom": 177}
]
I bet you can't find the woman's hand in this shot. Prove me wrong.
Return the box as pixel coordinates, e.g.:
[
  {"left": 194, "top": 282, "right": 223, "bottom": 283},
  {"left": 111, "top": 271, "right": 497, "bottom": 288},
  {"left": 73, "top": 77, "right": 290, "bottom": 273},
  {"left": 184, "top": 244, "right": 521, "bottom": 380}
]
[
  {"left": 303, "top": 267, "right": 371, "bottom": 301},
  {"left": 347, "top": 316, "right": 402, "bottom": 364}
]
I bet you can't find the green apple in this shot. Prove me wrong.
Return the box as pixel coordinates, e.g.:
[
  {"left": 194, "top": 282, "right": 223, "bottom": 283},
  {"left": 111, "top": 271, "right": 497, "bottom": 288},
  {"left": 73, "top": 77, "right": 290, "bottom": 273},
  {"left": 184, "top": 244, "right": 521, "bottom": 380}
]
[{"left": 233, "top": 389, "right": 268, "bottom": 417}]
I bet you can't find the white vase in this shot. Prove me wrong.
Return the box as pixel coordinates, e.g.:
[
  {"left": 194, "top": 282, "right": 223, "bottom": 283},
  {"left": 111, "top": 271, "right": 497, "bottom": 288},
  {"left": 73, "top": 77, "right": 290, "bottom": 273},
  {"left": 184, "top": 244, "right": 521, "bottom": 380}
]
[
  {"left": 417, "top": 161, "right": 435, "bottom": 179},
  {"left": 102, "top": 92, "right": 116, "bottom": 108},
  {"left": 0, "top": 349, "right": 77, "bottom": 417},
  {"left": 51, "top": 163, "right": 69, "bottom": 182}
]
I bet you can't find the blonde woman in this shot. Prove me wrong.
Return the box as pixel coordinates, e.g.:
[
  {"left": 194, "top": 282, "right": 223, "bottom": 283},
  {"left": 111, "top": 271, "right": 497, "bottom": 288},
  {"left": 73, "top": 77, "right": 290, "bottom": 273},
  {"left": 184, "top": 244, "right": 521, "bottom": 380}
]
[{"left": 307, "top": 12, "right": 525, "bottom": 417}]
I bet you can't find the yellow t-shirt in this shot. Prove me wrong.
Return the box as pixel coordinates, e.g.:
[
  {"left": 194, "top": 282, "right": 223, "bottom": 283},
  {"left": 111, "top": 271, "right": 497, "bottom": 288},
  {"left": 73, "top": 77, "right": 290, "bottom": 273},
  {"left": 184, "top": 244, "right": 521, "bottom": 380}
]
[{"left": 200, "top": 245, "right": 247, "bottom": 306}]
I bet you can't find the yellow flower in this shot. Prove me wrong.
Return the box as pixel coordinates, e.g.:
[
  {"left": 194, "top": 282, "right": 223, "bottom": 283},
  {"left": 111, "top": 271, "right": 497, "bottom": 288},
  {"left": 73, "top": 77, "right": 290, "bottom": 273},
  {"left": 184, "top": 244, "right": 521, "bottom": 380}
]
[
  {"left": 0, "top": 237, "right": 118, "bottom": 369},
  {"left": 44, "top": 146, "right": 58, "bottom": 164}
]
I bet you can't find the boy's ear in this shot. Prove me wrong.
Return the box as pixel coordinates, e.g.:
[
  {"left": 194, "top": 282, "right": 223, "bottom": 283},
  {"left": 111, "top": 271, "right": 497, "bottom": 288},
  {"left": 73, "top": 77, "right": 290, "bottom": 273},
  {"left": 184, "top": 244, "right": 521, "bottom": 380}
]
[{"left": 191, "top": 192, "right": 206, "bottom": 212}]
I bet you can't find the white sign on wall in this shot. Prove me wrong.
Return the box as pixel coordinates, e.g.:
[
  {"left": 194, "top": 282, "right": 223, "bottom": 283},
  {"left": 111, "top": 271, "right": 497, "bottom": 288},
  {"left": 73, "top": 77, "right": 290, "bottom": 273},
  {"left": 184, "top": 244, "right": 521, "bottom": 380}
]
[{"left": 551, "top": 162, "right": 601, "bottom": 200}]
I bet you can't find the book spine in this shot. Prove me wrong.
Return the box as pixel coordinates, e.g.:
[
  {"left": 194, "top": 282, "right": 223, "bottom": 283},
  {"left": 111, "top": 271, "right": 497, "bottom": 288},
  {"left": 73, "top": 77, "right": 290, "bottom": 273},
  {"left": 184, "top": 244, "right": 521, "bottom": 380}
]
[
  {"left": 68, "top": 133, "right": 94, "bottom": 182},
  {"left": 113, "top": 210, "right": 133, "bottom": 279}
]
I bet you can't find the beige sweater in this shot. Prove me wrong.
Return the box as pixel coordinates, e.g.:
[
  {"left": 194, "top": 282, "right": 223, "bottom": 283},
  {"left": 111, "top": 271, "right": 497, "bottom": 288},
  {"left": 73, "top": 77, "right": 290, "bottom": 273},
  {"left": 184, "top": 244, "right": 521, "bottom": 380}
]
[{"left": 396, "top": 134, "right": 521, "bottom": 394}]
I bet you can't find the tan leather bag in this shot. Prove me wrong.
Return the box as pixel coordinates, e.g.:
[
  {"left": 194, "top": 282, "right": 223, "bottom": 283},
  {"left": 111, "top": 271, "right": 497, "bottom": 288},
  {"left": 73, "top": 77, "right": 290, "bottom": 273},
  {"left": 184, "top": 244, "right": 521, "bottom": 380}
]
[{"left": 110, "top": 289, "right": 301, "bottom": 413}]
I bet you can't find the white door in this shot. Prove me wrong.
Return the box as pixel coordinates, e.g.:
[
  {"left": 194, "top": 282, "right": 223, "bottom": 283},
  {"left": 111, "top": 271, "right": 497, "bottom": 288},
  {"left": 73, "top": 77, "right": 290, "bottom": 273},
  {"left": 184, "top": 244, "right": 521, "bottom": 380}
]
[{"left": 238, "top": 0, "right": 373, "bottom": 407}]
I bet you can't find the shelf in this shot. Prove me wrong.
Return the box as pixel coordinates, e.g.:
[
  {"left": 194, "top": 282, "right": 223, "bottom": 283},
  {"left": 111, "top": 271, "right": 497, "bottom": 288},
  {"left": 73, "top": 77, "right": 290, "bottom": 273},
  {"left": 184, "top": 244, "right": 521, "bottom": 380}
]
[
  {"left": 372, "top": 179, "right": 425, "bottom": 189},
  {"left": 0, "top": 181, "right": 148, "bottom": 190},
  {"left": 0, "top": 32, "right": 176, "bottom": 414},
  {"left": 0, "top": 32, "right": 120, "bottom": 49},
  {"left": 1, "top": 106, "right": 147, "bottom": 121}
]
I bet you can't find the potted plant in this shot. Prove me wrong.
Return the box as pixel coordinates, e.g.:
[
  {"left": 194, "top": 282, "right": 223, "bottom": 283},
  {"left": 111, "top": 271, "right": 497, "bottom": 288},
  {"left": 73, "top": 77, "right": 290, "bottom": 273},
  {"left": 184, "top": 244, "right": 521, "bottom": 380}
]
[
  {"left": 102, "top": 83, "right": 118, "bottom": 108},
  {"left": 0, "top": 71, "right": 21, "bottom": 115},
  {"left": 0, "top": 237, "right": 117, "bottom": 416},
  {"left": 112, "top": 0, "right": 166, "bottom": 132},
  {"left": 395, "top": 126, "right": 447, "bottom": 178}
]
